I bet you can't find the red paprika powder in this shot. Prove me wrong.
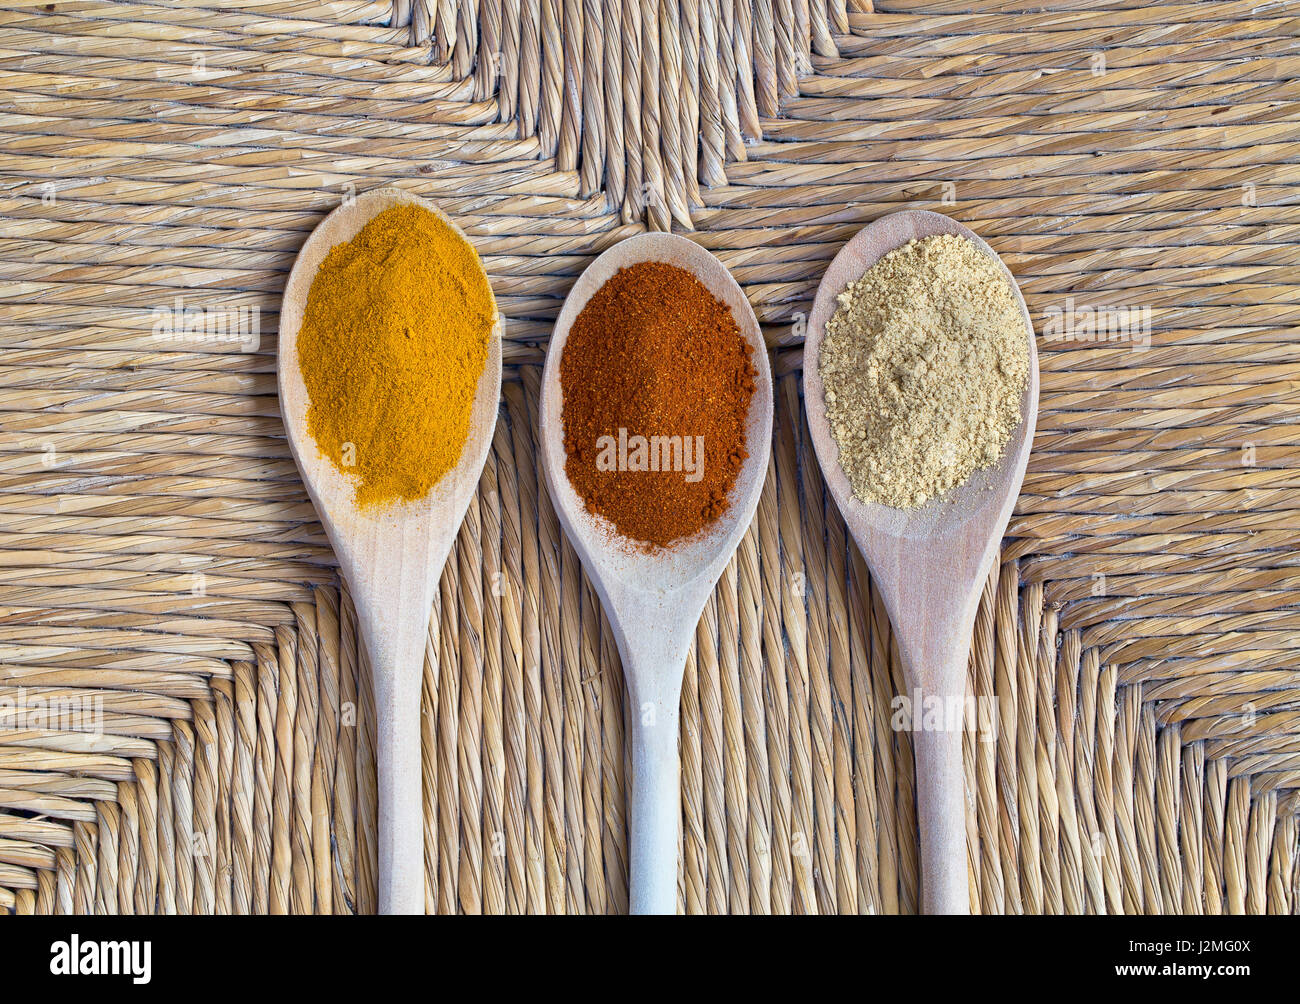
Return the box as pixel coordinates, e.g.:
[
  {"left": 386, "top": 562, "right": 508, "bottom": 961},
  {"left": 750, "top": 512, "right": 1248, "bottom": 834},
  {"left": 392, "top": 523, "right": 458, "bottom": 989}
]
[{"left": 560, "top": 261, "right": 757, "bottom": 548}]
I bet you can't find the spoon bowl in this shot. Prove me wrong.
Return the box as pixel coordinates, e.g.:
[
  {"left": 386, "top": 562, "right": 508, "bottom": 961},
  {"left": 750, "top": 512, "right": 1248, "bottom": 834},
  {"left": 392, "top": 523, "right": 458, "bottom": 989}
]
[
  {"left": 539, "top": 233, "right": 773, "bottom": 913},
  {"left": 279, "top": 187, "right": 502, "bottom": 913},
  {"left": 803, "top": 209, "right": 1039, "bottom": 913}
]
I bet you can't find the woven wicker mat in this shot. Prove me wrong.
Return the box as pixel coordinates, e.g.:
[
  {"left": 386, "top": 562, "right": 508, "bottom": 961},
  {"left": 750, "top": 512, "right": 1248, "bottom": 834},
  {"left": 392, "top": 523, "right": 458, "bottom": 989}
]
[{"left": 0, "top": 0, "right": 1297, "bottom": 915}]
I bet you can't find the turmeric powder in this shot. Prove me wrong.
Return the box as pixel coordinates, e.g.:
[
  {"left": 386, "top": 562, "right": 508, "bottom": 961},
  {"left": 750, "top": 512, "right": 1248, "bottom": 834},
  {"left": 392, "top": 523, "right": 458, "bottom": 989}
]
[{"left": 297, "top": 203, "right": 494, "bottom": 507}]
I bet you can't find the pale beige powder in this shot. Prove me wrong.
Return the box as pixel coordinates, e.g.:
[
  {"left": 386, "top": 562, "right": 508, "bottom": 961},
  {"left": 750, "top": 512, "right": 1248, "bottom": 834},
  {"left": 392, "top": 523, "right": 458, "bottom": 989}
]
[{"left": 819, "top": 233, "right": 1030, "bottom": 509}]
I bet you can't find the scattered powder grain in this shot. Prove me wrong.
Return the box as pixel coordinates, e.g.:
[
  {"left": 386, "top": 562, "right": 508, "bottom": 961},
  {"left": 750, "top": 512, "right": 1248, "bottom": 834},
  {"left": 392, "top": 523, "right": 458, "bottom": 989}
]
[{"left": 819, "top": 233, "right": 1030, "bottom": 509}]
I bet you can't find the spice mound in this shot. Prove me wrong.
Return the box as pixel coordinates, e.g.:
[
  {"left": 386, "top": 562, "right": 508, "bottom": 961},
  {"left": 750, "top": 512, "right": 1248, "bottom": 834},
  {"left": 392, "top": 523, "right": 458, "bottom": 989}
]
[
  {"left": 560, "top": 261, "right": 757, "bottom": 548},
  {"left": 297, "top": 203, "right": 493, "bottom": 508},
  {"left": 819, "top": 233, "right": 1030, "bottom": 509}
]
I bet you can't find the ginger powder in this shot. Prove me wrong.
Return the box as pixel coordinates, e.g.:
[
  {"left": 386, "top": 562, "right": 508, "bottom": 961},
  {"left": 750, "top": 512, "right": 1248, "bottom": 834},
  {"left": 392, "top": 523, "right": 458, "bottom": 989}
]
[{"left": 819, "top": 233, "right": 1029, "bottom": 509}]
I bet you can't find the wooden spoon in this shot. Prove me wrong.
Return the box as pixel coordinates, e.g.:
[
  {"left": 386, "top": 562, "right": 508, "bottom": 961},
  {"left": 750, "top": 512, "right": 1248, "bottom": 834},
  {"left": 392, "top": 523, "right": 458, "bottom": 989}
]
[
  {"left": 803, "top": 210, "right": 1039, "bottom": 914},
  {"left": 539, "top": 233, "right": 773, "bottom": 914},
  {"left": 278, "top": 187, "right": 502, "bottom": 913}
]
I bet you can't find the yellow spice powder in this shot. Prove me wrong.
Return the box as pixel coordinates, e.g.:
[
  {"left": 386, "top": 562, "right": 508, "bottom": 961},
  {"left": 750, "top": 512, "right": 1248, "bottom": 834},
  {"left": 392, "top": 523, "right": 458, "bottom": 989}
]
[
  {"left": 819, "top": 233, "right": 1030, "bottom": 509},
  {"left": 297, "top": 203, "right": 493, "bottom": 507}
]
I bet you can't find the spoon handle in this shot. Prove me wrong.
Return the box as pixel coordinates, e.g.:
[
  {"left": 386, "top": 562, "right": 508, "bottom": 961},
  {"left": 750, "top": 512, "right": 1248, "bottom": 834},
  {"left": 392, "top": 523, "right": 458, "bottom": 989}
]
[
  {"left": 893, "top": 587, "right": 978, "bottom": 914},
  {"left": 370, "top": 633, "right": 426, "bottom": 914},
  {"left": 628, "top": 691, "right": 682, "bottom": 914},
  {"left": 914, "top": 722, "right": 969, "bottom": 914}
]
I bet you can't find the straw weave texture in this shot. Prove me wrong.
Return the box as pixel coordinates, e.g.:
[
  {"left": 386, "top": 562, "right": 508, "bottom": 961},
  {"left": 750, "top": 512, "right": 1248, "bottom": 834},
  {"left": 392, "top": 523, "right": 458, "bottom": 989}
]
[{"left": 1, "top": 0, "right": 1297, "bottom": 914}]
